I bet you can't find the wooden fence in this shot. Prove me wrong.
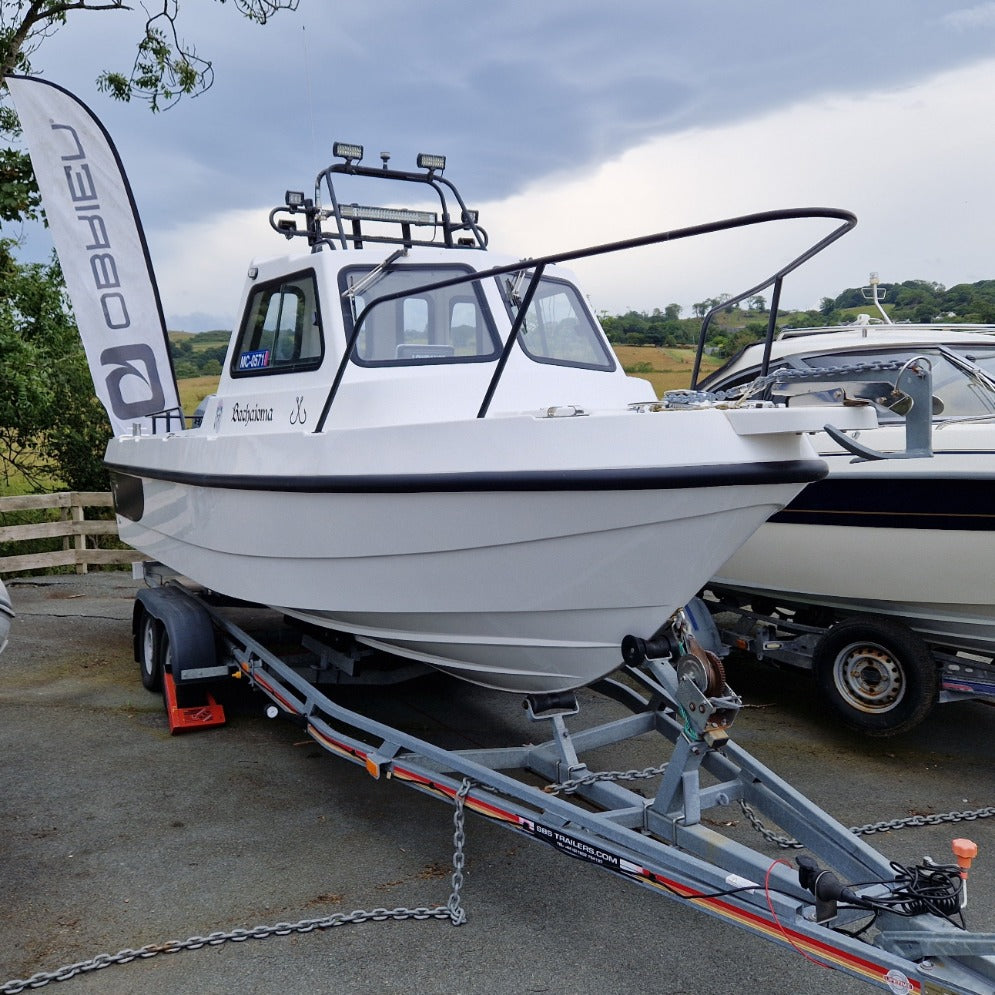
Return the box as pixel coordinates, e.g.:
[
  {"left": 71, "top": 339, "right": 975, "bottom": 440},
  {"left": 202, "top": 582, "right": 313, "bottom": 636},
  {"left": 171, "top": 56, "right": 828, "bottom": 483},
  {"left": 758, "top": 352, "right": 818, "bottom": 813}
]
[{"left": 0, "top": 491, "right": 145, "bottom": 575}]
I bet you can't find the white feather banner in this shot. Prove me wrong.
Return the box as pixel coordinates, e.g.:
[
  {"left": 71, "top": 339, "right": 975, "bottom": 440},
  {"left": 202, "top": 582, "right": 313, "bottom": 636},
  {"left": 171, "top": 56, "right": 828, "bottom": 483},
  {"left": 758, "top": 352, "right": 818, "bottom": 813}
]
[{"left": 7, "top": 76, "right": 180, "bottom": 436}]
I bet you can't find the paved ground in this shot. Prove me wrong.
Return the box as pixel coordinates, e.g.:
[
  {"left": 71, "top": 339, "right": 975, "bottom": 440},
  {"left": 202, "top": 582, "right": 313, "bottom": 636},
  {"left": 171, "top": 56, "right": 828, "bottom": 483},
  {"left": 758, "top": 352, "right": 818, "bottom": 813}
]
[{"left": 0, "top": 572, "right": 993, "bottom": 995}]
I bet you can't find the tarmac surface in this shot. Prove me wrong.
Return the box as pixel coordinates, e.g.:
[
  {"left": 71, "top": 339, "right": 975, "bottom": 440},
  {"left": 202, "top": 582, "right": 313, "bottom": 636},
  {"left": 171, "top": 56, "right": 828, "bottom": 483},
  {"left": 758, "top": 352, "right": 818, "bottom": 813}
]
[{"left": 0, "top": 571, "right": 993, "bottom": 995}]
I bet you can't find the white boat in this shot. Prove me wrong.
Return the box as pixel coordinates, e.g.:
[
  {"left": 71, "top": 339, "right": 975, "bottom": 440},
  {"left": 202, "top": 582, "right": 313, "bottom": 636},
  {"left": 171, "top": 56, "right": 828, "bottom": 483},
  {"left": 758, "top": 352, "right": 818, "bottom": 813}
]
[
  {"left": 701, "top": 295, "right": 995, "bottom": 650},
  {"left": 696, "top": 277, "right": 995, "bottom": 727},
  {"left": 8, "top": 77, "right": 877, "bottom": 694}
]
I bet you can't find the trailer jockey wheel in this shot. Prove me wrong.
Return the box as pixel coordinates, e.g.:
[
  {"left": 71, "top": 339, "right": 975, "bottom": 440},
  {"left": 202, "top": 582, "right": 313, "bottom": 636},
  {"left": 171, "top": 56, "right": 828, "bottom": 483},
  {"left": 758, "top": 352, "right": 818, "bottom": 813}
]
[
  {"left": 138, "top": 611, "right": 163, "bottom": 692},
  {"left": 812, "top": 617, "right": 938, "bottom": 737}
]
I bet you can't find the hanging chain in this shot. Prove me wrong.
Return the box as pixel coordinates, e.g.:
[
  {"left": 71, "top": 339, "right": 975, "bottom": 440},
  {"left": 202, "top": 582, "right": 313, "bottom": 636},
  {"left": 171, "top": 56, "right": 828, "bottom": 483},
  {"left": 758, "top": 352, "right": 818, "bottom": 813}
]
[
  {"left": 544, "top": 762, "right": 670, "bottom": 795},
  {"left": 545, "top": 764, "right": 994, "bottom": 852},
  {"left": 740, "top": 800, "right": 995, "bottom": 850},
  {"left": 446, "top": 778, "right": 470, "bottom": 925},
  {"left": 0, "top": 779, "right": 473, "bottom": 994}
]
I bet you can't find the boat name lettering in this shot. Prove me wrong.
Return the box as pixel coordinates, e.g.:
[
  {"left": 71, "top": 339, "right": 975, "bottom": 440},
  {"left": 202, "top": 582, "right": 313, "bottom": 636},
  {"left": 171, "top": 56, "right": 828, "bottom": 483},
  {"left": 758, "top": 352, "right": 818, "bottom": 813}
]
[
  {"left": 231, "top": 402, "right": 274, "bottom": 425},
  {"left": 290, "top": 395, "right": 307, "bottom": 425}
]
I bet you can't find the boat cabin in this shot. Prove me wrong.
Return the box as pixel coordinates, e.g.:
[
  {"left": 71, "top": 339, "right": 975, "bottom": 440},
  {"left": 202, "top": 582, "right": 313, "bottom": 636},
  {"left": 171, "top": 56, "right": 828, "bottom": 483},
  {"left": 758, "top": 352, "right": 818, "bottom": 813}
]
[{"left": 197, "top": 143, "right": 654, "bottom": 435}]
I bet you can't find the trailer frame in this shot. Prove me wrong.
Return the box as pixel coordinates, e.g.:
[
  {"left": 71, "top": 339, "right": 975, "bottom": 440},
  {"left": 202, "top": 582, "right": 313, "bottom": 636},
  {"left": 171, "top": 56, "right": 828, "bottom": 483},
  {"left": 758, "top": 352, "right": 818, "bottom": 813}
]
[
  {"left": 700, "top": 590, "right": 995, "bottom": 737},
  {"left": 132, "top": 565, "right": 995, "bottom": 995}
]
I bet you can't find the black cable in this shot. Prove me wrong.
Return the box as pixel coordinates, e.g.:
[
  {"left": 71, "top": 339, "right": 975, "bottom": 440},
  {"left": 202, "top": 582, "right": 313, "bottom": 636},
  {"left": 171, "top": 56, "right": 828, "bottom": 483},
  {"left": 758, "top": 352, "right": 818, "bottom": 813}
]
[{"left": 836, "top": 861, "right": 965, "bottom": 929}]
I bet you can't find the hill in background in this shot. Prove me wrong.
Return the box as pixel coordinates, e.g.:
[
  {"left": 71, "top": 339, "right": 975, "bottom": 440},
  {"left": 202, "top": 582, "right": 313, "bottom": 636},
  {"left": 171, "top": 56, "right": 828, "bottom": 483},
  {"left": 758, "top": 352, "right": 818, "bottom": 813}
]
[{"left": 166, "top": 277, "right": 995, "bottom": 399}]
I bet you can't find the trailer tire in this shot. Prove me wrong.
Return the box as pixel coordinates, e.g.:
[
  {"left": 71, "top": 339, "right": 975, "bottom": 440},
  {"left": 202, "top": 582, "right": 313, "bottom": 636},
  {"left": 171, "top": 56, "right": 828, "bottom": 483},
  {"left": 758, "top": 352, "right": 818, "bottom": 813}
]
[
  {"left": 813, "top": 618, "right": 938, "bottom": 737},
  {"left": 159, "top": 626, "right": 173, "bottom": 686},
  {"left": 138, "top": 611, "right": 163, "bottom": 692}
]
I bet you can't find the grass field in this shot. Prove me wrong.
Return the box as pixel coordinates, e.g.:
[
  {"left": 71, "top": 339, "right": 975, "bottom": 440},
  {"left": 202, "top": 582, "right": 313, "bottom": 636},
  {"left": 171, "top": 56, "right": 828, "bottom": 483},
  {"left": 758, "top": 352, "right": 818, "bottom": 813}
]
[
  {"left": 177, "top": 376, "right": 220, "bottom": 417},
  {"left": 611, "top": 345, "right": 722, "bottom": 396},
  {"left": 169, "top": 329, "right": 231, "bottom": 352},
  {"left": 172, "top": 348, "right": 718, "bottom": 414}
]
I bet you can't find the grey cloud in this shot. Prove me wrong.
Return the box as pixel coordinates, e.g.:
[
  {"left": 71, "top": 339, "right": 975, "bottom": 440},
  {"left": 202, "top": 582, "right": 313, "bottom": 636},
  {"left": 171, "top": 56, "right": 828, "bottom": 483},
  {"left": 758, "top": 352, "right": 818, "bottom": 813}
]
[{"left": 21, "top": 1, "right": 995, "bottom": 238}]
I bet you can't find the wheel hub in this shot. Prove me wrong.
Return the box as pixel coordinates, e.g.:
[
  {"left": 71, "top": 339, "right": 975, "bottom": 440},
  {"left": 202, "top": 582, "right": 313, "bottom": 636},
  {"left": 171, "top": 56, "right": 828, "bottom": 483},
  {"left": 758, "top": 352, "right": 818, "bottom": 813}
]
[{"left": 834, "top": 643, "right": 904, "bottom": 713}]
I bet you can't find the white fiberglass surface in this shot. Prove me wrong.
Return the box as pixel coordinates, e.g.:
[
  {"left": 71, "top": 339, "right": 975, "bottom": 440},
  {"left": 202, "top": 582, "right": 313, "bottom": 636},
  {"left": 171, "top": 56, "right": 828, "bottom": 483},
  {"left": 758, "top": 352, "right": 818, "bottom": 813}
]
[
  {"left": 118, "top": 483, "right": 794, "bottom": 691},
  {"left": 715, "top": 521, "right": 995, "bottom": 621}
]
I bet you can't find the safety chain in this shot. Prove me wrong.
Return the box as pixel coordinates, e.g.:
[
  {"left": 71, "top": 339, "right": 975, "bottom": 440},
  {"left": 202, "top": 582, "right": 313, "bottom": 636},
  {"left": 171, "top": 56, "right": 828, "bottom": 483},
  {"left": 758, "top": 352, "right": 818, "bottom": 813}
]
[
  {"left": 0, "top": 780, "right": 472, "bottom": 994},
  {"left": 544, "top": 762, "right": 670, "bottom": 795},
  {"left": 545, "top": 765, "right": 994, "bottom": 851},
  {"left": 740, "top": 801, "right": 995, "bottom": 850},
  {"left": 734, "top": 358, "right": 925, "bottom": 405},
  {"left": 661, "top": 359, "right": 917, "bottom": 410}
]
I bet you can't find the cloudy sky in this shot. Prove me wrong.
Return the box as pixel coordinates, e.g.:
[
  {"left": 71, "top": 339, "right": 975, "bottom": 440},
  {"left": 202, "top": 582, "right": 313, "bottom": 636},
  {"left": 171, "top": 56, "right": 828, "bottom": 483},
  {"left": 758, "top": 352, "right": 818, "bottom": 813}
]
[{"left": 12, "top": 1, "right": 995, "bottom": 330}]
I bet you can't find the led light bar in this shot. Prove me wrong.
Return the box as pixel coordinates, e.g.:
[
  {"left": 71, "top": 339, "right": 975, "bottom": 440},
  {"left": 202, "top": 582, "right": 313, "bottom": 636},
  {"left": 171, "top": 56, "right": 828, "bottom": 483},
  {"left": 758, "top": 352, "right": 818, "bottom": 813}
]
[
  {"left": 339, "top": 203, "right": 437, "bottom": 225},
  {"left": 333, "top": 141, "right": 364, "bottom": 162},
  {"left": 285, "top": 190, "right": 305, "bottom": 207},
  {"left": 416, "top": 152, "right": 446, "bottom": 172}
]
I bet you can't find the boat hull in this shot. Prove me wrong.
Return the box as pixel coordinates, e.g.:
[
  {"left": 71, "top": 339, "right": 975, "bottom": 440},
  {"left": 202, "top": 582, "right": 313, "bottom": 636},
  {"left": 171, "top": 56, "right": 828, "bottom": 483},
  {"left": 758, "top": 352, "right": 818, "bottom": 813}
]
[
  {"left": 712, "top": 450, "right": 995, "bottom": 654},
  {"left": 107, "top": 409, "right": 832, "bottom": 692}
]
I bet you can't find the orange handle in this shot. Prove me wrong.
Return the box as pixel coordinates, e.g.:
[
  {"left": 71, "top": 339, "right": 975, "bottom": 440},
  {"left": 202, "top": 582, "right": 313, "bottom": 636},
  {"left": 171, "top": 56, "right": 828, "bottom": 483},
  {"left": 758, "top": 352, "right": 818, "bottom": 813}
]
[{"left": 952, "top": 838, "right": 978, "bottom": 875}]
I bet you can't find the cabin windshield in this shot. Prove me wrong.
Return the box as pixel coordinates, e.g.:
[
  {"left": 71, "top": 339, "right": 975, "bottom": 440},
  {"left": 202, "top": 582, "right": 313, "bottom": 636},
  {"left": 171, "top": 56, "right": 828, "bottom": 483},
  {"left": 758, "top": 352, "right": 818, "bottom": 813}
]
[
  {"left": 950, "top": 346, "right": 995, "bottom": 385},
  {"left": 340, "top": 265, "right": 500, "bottom": 365},
  {"left": 502, "top": 273, "right": 615, "bottom": 371},
  {"left": 801, "top": 348, "right": 995, "bottom": 421}
]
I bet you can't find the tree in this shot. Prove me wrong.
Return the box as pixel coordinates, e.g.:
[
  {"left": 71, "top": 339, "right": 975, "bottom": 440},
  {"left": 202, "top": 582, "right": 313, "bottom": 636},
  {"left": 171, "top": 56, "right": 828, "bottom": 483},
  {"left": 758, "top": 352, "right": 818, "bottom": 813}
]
[
  {"left": 1, "top": 2, "right": 299, "bottom": 102},
  {"left": 0, "top": 243, "right": 109, "bottom": 489},
  {"left": 1, "top": 0, "right": 300, "bottom": 229},
  {"left": 0, "top": 1, "right": 299, "bottom": 492}
]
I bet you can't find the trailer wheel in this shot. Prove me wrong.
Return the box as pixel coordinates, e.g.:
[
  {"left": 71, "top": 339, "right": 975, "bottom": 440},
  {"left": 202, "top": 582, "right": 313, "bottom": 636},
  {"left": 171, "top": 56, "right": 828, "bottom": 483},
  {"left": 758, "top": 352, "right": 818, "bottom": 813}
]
[
  {"left": 813, "top": 618, "right": 938, "bottom": 736},
  {"left": 159, "top": 627, "right": 174, "bottom": 685},
  {"left": 138, "top": 611, "right": 163, "bottom": 692},
  {"left": 138, "top": 612, "right": 162, "bottom": 691}
]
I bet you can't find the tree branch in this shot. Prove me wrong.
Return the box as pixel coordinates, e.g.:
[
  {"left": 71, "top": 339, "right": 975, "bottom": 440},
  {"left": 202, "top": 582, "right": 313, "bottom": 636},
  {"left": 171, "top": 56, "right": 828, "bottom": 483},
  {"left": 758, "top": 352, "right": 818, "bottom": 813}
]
[
  {"left": 1, "top": 1, "right": 131, "bottom": 80},
  {"left": 93, "top": 0, "right": 299, "bottom": 109}
]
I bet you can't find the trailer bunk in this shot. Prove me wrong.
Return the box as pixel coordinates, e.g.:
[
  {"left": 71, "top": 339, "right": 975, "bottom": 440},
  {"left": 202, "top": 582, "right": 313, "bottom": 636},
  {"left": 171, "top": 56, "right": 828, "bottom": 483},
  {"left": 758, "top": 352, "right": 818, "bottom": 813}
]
[{"left": 132, "top": 565, "right": 995, "bottom": 995}]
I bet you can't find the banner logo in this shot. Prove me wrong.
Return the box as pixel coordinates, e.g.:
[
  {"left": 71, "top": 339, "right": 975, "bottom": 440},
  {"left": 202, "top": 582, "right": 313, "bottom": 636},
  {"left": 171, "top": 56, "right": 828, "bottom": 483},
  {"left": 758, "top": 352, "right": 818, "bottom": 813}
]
[{"left": 100, "top": 344, "right": 166, "bottom": 419}]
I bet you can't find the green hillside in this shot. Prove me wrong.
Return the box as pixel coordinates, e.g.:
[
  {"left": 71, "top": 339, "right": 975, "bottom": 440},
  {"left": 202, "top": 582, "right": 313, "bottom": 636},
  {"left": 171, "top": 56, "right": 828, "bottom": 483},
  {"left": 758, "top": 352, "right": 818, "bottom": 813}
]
[{"left": 165, "top": 277, "right": 995, "bottom": 380}]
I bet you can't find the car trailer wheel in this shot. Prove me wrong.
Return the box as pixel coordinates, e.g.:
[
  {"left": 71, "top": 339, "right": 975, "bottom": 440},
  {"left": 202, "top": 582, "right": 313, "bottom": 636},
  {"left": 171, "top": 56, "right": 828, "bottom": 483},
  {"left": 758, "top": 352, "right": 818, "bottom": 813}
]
[
  {"left": 138, "top": 611, "right": 162, "bottom": 692},
  {"left": 813, "top": 617, "right": 938, "bottom": 736}
]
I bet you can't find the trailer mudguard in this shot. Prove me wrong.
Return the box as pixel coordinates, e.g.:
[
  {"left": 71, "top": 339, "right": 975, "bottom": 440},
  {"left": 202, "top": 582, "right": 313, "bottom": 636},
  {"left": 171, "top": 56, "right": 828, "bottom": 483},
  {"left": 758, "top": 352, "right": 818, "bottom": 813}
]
[{"left": 133, "top": 586, "right": 223, "bottom": 683}]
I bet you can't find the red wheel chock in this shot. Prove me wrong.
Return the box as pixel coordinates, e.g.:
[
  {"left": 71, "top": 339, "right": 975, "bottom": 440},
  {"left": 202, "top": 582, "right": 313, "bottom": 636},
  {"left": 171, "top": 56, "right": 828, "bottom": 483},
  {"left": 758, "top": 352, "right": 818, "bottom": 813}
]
[{"left": 163, "top": 672, "right": 226, "bottom": 734}]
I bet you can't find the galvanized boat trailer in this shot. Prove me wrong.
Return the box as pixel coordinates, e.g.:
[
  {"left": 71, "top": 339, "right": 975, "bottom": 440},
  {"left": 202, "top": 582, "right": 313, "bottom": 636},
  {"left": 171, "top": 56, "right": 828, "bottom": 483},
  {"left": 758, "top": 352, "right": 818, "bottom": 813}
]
[{"left": 134, "top": 566, "right": 995, "bottom": 995}]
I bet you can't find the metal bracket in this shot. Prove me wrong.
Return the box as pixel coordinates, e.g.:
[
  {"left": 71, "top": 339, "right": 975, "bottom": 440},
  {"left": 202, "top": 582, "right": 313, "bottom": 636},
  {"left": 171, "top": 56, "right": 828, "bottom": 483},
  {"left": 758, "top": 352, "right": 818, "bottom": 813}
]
[{"left": 819, "top": 357, "right": 934, "bottom": 461}]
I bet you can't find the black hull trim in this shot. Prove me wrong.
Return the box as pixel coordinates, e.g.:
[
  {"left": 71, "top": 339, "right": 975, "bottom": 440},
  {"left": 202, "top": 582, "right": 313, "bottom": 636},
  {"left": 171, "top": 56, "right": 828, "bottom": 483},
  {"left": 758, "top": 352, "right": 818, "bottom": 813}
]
[
  {"left": 770, "top": 475, "right": 995, "bottom": 531},
  {"left": 106, "top": 458, "right": 826, "bottom": 496}
]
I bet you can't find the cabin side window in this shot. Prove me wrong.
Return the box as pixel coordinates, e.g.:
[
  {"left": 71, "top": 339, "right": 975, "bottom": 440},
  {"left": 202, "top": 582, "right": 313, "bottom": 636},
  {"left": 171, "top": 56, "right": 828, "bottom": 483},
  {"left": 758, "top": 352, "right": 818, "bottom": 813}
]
[
  {"left": 501, "top": 273, "right": 615, "bottom": 371},
  {"left": 231, "top": 271, "right": 323, "bottom": 377},
  {"left": 339, "top": 265, "right": 499, "bottom": 366}
]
